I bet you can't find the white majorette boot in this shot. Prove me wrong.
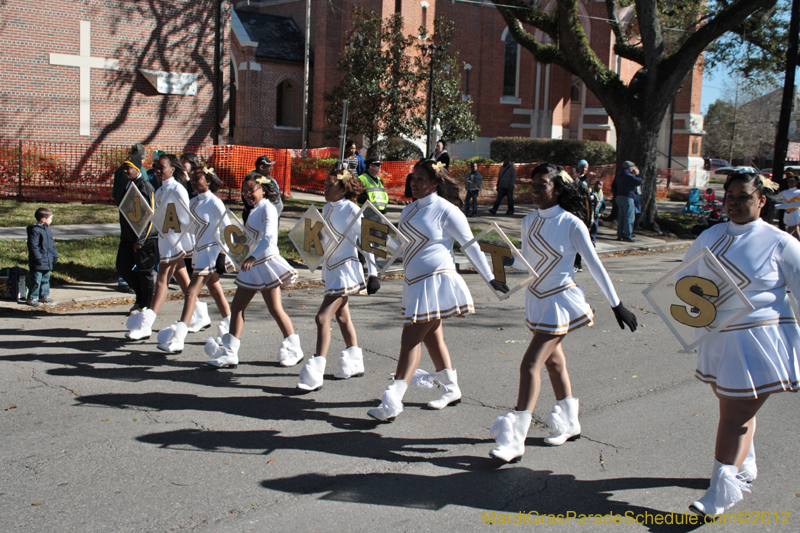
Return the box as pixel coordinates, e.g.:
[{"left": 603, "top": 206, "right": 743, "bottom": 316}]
[
  {"left": 125, "top": 308, "right": 156, "bottom": 340},
  {"left": 543, "top": 396, "right": 581, "bottom": 446},
  {"left": 206, "top": 333, "right": 240, "bottom": 368},
  {"left": 427, "top": 368, "right": 462, "bottom": 409},
  {"left": 367, "top": 380, "right": 408, "bottom": 422},
  {"left": 334, "top": 346, "right": 364, "bottom": 379},
  {"left": 739, "top": 441, "right": 757, "bottom": 483},
  {"left": 156, "top": 321, "right": 189, "bottom": 353},
  {"left": 187, "top": 301, "right": 211, "bottom": 333},
  {"left": 297, "top": 356, "right": 326, "bottom": 391},
  {"left": 277, "top": 334, "right": 304, "bottom": 367},
  {"left": 217, "top": 315, "right": 231, "bottom": 339},
  {"left": 489, "top": 410, "right": 533, "bottom": 463},
  {"left": 689, "top": 459, "right": 750, "bottom": 517}
]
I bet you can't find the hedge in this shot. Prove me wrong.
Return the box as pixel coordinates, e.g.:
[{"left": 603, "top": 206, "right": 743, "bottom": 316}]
[{"left": 490, "top": 138, "right": 615, "bottom": 166}]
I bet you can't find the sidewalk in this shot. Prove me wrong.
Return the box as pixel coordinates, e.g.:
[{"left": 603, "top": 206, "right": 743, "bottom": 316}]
[{"left": 0, "top": 191, "right": 692, "bottom": 310}]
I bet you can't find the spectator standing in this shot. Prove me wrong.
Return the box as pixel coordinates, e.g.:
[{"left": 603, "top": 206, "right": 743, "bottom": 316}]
[
  {"left": 464, "top": 162, "right": 483, "bottom": 217},
  {"left": 611, "top": 161, "right": 641, "bottom": 242},
  {"left": 146, "top": 150, "right": 165, "bottom": 192},
  {"left": 573, "top": 160, "right": 595, "bottom": 272},
  {"left": 489, "top": 155, "right": 517, "bottom": 215},
  {"left": 357, "top": 157, "right": 389, "bottom": 213},
  {"left": 26, "top": 207, "right": 58, "bottom": 307},
  {"left": 430, "top": 140, "right": 450, "bottom": 169},
  {"left": 343, "top": 140, "right": 366, "bottom": 178}
]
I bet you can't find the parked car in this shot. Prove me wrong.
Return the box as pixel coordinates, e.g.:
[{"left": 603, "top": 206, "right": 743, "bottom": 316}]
[
  {"left": 760, "top": 168, "right": 773, "bottom": 180},
  {"left": 704, "top": 158, "right": 730, "bottom": 171}
]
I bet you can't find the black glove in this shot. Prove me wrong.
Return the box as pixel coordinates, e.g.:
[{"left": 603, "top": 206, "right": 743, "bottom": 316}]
[
  {"left": 612, "top": 302, "right": 637, "bottom": 332},
  {"left": 490, "top": 279, "right": 510, "bottom": 294},
  {"left": 502, "top": 255, "right": 515, "bottom": 267},
  {"left": 366, "top": 276, "right": 381, "bottom": 295}
]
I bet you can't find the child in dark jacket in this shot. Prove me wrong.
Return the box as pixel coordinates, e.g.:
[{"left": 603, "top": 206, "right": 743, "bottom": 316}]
[{"left": 26, "top": 207, "right": 58, "bottom": 306}]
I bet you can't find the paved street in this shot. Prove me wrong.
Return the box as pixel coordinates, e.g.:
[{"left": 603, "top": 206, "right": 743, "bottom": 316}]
[{"left": 2, "top": 249, "right": 798, "bottom": 532}]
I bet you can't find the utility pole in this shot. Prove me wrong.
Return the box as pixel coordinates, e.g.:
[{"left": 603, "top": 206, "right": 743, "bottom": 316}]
[
  {"left": 773, "top": 0, "right": 800, "bottom": 183},
  {"left": 301, "top": 0, "right": 311, "bottom": 157}
]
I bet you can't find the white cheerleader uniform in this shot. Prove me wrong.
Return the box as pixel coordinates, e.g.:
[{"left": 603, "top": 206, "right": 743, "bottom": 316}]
[
  {"left": 774, "top": 187, "right": 800, "bottom": 227},
  {"left": 189, "top": 191, "right": 228, "bottom": 275},
  {"left": 321, "top": 199, "right": 377, "bottom": 296},
  {"left": 684, "top": 219, "right": 800, "bottom": 398},
  {"left": 235, "top": 198, "right": 297, "bottom": 290},
  {"left": 515, "top": 205, "right": 619, "bottom": 335},
  {"left": 398, "top": 192, "right": 494, "bottom": 323},
  {"left": 154, "top": 177, "right": 194, "bottom": 263}
]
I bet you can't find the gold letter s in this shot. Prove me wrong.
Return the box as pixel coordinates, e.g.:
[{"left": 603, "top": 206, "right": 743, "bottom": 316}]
[{"left": 670, "top": 276, "right": 719, "bottom": 328}]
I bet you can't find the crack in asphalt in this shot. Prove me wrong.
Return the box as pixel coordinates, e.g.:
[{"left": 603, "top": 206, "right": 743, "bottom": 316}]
[{"left": 499, "top": 476, "right": 549, "bottom": 512}]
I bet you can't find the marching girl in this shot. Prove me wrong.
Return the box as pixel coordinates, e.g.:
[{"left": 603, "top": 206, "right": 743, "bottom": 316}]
[
  {"left": 772, "top": 173, "right": 800, "bottom": 240},
  {"left": 296, "top": 168, "right": 380, "bottom": 391},
  {"left": 157, "top": 166, "right": 232, "bottom": 353},
  {"left": 205, "top": 172, "right": 303, "bottom": 368},
  {"left": 126, "top": 154, "right": 210, "bottom": 340},
  {"left": 367, "top": 159, "right": 509, "bottom": 421},
  {"left": 489, "top": 163, "right": 637, "bottom": 463},
  {"left": 683, "top": 172, "right": 800, "bottom": 517}
]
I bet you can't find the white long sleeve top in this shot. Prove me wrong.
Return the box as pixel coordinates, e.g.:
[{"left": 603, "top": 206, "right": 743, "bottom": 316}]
[
  {"left": 245, "top": 198, "right": 280, "bottom": 261},
  {"left": 514, "top": 205, "right": 620, "bottom": 306},
  {"left": 190, "top": 191, "right": 228, "bottom": 252},
  {"left": 773, "top": 187, "right": 800, "bottom": 226},
  {"left": 683, "top": 219, "right": 800, "bottom": 328},
  {"left": 322, "top": 198, "right": 377, "bottom": 277},
  {"left": 399, "top": 192, "right": 494, "bottom": 282}
]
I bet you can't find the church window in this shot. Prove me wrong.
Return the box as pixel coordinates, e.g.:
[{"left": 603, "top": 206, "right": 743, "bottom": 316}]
[
  {"left": 276, "top": 80, "right": 297, "bottom": 128},
  {"left": 502, "top": 29, "right": 519, "bottom": 98}
]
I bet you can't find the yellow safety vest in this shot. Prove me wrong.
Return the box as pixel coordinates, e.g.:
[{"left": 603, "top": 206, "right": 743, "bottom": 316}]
[{"left": 358, "top": 173, "right": 389, "bottom": 211}]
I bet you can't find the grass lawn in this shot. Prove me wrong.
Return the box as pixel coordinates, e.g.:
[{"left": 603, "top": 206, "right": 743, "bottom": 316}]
[
  {"left": 0, "top": 195, "right": 317, "bottom": 228},
  {"left": 0, "top": 236, "right": 119, "bottom": 284},
  {"left": 0, "top": 231, "right": 304, "bottom": 285},
  {"left": 0, "top": 199, "right": 119, "bottom": 227},
  {"left": 656, "top": 212, "right": 707, "bottom": 238}
]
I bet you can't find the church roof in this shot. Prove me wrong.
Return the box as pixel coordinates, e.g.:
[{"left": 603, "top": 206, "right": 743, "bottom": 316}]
[{"left": 235, "top": 9, "right": 305, "bottom": 63}]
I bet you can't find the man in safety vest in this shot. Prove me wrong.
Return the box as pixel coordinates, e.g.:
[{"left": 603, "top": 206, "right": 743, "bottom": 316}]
[{"left": 357, "top": 157, "right": 389, "bottom": 213}]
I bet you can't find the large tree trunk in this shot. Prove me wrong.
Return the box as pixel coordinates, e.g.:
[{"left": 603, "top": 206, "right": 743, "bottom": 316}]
[{"left": 612, "top": 113, "right": 664, "bottom": 232}]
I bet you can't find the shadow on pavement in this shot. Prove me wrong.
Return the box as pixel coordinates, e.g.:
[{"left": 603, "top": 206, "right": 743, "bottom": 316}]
[{"left": 260, "top": 468, "right": 707, "bottom": 532}]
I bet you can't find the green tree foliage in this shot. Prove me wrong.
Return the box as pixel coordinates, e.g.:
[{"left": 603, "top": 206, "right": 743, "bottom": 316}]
[
  {"left": 324, "top": 8, "right": 477, "bottom": 149},
  {"left": 418, "top": 17, "right": 479, "bottom": 148},
  {"left": 323, "top": 7, "right": 421, "bottom": 147},
  {"left": 705, "top": 0, "right": 792, "bottom": 89},
  {"left": 493, "top": 0, "right": 778, "bottom": 229},
  {"left": 702, "top": 99, "right": 739, "bottom": 159}
]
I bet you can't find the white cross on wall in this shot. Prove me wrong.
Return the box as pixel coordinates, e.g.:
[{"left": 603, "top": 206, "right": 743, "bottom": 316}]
[{"left": 50, "top": 21, "right": 120, "bottom": 136}]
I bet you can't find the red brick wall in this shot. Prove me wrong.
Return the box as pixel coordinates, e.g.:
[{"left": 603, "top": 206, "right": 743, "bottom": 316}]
[{"left": 1, "top": 0, "right": 230, "bottom": 146}]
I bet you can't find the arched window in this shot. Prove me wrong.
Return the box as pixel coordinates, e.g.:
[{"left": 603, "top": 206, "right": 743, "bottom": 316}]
[
  {"left": 570, "top": 83, "right": 580, "bottom": 103},
  {"left": 502, "top": 29, "right": 519, "bottom": 99},
  {"left": 276, "top": 80, "right": 297, "bottom": 128}
]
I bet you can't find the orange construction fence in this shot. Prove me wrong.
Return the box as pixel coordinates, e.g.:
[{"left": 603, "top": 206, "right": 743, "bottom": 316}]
[{"left": 0, "top": 140, "right": 293, "bottom": 204}]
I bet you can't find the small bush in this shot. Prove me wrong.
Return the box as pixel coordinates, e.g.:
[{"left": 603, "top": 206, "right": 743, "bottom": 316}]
[
  {"left": 367, "top": 138, "right": 424, "bottom": 161},
  {"left": 490, "top": 138, "right": 616, "bottom": 166}
]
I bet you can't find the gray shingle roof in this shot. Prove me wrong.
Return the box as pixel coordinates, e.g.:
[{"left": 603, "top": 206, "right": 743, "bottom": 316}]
[{"left": 235, "top": 9, "right": 305, "bottom": 63}]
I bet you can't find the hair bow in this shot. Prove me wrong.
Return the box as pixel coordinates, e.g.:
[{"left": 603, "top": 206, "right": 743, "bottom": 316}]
[
  {"left": 759, "top": 175, "right": 779, "bottom": 191},
  {"left": 255, "top": 177, "right": 269, "bottom": 185},
  {"left": 202, "top": 166, "right": 215, "bottom": 175},
  {"left": 431, "top": 161, "right": 446, "bottom": 173},
  {"left": 559, "top": 170, "right": 574, "bottom": 183}
]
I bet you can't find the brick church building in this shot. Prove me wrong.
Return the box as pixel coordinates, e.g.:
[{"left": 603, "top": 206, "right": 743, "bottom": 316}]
[
  {"left": 229, "top": 0, "right": 704, "bottom": 172},
  {"left": 1, "top": 0, "right": 703, "bottom": 172},
  {"left": 1, "top": 0, "right": 231, "bottom": 146}
]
